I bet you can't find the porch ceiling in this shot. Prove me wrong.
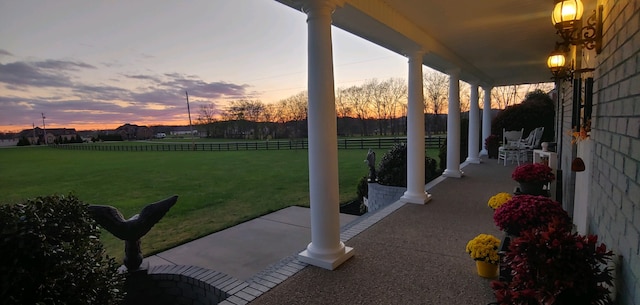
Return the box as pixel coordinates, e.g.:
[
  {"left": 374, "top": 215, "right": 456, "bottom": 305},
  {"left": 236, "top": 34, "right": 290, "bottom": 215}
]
[{"left": 276, "top": 0, "right": 562, "bottom": 86}]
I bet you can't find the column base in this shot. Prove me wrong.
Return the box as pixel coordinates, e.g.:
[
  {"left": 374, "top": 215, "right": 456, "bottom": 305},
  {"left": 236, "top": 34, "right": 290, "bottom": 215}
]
[
  {"left": 298, "top": 245, "right": 354, "bottom": 270},
  {"left": 442, "top": 169, "right": 463, "bottom": 178},
  {"left": 479, "top": 149, "right": 488, "bottom": 156},
  {"left": 465, "top": 157, "right": 481, "bottom": 164},
  {"left": 401, "top": 191, "right": 431, "bottom": 204}
]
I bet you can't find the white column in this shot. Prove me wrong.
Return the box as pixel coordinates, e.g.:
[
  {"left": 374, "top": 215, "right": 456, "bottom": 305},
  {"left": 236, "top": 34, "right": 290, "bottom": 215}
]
[
  {"left": 298, "top": 0, "right": 353, "bottom": 270},
  {"left": 443, "top": 69, "right": 462, "bottom": 178},
  {"left": 480, "top": 86, "right": 493, "bottom": 156},
  {"left": 401, "top": 50, "right": 430, "bottom": 204},
  {"left": 466, "top": 83, "right": 481, "bottom": 163}
]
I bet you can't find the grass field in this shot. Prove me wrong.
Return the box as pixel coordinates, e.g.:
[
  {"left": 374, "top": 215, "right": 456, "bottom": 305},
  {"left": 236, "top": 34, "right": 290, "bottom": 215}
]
[{"left": 0, "top": 144, "right": 440, "bottom": 261}]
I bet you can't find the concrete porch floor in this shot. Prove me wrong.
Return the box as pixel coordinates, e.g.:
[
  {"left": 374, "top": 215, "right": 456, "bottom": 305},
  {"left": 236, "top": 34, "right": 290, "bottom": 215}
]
[{"left": 248, "top": 158, "right": 516, "bottom": 305}]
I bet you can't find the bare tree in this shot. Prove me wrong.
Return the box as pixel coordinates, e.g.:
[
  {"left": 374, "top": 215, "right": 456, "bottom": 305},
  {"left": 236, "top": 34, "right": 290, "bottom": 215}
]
[
  {"left": 423, "top": 70, "right": 449, "bottom": 114},
  {"left": 386, "top": 77, "right": 407, "bottom": 135},
  {"left": 196, "top": 103, "right": 219, "bottom": 137},
  {"left": 340, "top": 85, "right": 372, "bottom": 136},
  {"left": 260, "top": 103, "right": 277, "bottom": 139},
  {"left": 222, "top": 99, "right": 266, "bottom": 139},
  {"left": 224, "top": 99, "right": 265, "bottom": 122},
  {"left": 335, "top": 88, "right": 353, "bottom": 118},
  {"left": 524, "top": 83, "right": 555, "bottom": 95},
  {"left": 459, "top": 82, "right": 471, "bottom": 113},
  {"left": 283, "top": 91, "right": 308, "bottom": 122},
  {"left": 335, "top": 89, "right": 354, "bottom": 136},
  {"left": 423, "top": 70, "right": 449, "bottom": 133},
  {"left": 276, "top": 91, "right": 308, "bottom": 138},
  {"left": 366, "top": 79, "right": 390, "bottom": 135},
  {"left": 492, "top": 85, "right": 522, "bottom": 109}
]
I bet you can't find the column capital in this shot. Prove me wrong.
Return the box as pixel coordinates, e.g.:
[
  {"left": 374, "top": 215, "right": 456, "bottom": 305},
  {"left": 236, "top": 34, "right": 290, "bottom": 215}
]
[
  {"left": 301, "top": 0, "right": 345, "bottom": 14},
  {"left": 446, "top": 68, "right": 461, "bottom": 78},
  {"left": 404, "top": 48, "right": 425, "bottom": 59},
  {"left": 467, "top": 79, "right": 480, "bottom": 87}
]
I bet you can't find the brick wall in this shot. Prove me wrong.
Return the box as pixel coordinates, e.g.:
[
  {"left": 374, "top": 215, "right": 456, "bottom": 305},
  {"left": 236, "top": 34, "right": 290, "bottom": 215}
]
[
  {"left": 366, "top": 183, "right": 406, "bottom": 213},
  {"left": 588, "top": 0, "right": 640, "bottom": 304}
]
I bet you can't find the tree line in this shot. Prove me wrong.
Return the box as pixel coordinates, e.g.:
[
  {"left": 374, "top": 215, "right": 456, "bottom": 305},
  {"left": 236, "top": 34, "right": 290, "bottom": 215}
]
[{"left": 193, "top": 71, "right": 552, "bottom": 140}]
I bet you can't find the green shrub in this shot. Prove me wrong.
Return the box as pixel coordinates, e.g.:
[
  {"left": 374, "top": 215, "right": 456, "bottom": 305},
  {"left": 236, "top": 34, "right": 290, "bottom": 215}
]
[
  {"left": 0, "top": 194, "right": 124, "bottom": 305},
  {"left": 438, "top": 118, "right": 469, "bottom": 170},
  {"left": 356, "top": 175, "right": 368, "bottom": 201},
  {"left": 17, "top": 136, "right": 31, "bottom": 146},
  {"left": 377, "top": 143, "right": 439, "bottom": 187}
]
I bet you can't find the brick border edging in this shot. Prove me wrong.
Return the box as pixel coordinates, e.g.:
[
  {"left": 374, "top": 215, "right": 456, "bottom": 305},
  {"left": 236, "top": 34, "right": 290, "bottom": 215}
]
[
  {"left": 143, "top": 265, "right": 248, "bottom": 305},
  {"left": 216, "top": 200, "right": 409, "bottom": 305}
]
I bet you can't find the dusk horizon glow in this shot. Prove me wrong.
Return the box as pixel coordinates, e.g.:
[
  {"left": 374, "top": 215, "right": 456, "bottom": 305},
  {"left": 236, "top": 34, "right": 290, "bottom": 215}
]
[{"left": 0, "top": 0, "right": 409, "bottom": 132}]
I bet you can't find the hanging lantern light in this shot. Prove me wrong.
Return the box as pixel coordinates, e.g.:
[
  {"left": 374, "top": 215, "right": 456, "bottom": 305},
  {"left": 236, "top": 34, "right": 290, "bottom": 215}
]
[{"left": 552, "top": 0, "right": 584, "bottom": 30}]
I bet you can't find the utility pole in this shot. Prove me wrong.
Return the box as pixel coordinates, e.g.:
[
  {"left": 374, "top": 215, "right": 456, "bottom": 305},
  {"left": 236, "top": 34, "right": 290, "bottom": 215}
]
[
  {"left": 41, "top": 113, "right": 47, "bottom": 145},
  {"left": 185, "top": 91, "right": 195, "bottom": 150},
  {"left": 32, "top": 123, "right": 37, "bottom": 145}
]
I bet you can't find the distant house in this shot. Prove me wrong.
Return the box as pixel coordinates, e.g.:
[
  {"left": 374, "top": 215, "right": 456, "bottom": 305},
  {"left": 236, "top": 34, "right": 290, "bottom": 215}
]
[
  {"left": 170, "top": 126, "right": 198, "bottom": 136},
  {"left": 17, "top": 127, "right": 78, "bottom": 144},
  {"left": 115, "top": 123, "right": 152, "bottom": 140}
]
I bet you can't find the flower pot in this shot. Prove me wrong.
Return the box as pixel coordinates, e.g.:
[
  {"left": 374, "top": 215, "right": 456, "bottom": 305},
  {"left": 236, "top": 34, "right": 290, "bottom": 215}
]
[
  {"left": 488, "top": 143, "right": 499, "bottom": 159},
  {"left": 518, "top": 182, "right": 545, "bottom": 196},
  {"left": 476, "top": 260, "right": 499, "bottom": 278}
]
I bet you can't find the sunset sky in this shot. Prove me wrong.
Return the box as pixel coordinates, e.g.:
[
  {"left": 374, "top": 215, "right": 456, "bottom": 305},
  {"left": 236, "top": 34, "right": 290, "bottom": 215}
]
[{"left": 0, "top": 0, "right": 412, "bottom": 132}]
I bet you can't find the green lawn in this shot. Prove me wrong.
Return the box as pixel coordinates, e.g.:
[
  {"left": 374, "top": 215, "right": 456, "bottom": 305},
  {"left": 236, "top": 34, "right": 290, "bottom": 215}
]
[{"left": 0, "top": 145, "right": 440, "bottom": 261}]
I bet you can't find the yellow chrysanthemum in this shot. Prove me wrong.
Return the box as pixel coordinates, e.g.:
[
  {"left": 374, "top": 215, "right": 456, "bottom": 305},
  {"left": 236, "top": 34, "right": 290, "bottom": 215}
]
[
  {"left": 465, "top": 234, "right": 501, "bottom": 264},
  {"left": 488, "top": 192, "right": 512, "bottom": 210}
]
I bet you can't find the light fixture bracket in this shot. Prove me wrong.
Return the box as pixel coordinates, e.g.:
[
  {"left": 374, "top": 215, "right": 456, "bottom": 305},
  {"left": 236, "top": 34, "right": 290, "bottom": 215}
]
[{"left": 555, "top": 5, "right": 603, "bottom": 54}]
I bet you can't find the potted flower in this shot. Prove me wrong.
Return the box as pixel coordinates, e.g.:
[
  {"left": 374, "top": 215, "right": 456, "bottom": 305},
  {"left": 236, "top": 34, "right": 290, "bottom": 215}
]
[
  {"left": 491, "top": 220, "right": 614, "bottom": 305},
  {"left": 466, "top": 233, "right": 501, "bottom": 278},
  {"left": 493, "top": 195, "right": 571, "bottom": 236},
  {"left": 487, "top": 192, "right": 512, "bottom": 210},
  {"left": 511, "top": 163, "right": 555, "bottom": 195},
  {"left": 485, "top": 134, "right": 500, "bottom": 159}
]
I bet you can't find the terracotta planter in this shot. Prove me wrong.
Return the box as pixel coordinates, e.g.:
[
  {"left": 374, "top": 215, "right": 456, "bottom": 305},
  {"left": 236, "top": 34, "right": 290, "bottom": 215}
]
[{"left": 476, "top": 260, "right": 499, "bottom": 278}]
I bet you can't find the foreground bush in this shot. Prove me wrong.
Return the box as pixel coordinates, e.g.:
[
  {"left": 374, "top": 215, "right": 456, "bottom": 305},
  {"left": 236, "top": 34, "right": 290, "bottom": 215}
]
[
  {"left": 492, "top": 220, "right": 613, "bottom": 304},
  {"left": 376, "top": 143, "right": 439, "bottom": 187},
  {"left": 0, "top": 194, "right": 124, "bottom": 304}
]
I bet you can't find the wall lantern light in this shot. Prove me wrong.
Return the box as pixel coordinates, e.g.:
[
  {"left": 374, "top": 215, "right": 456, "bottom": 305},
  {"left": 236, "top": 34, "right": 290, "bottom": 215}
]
[
  {"left": 547, "top": 44, "right": 571, "bottom": 81},
  {"left": 547, "top": 50, "right": 566, "bottom": 74},
  {"left": 551, "top": 0, "right": 602, "bottom": 54}
]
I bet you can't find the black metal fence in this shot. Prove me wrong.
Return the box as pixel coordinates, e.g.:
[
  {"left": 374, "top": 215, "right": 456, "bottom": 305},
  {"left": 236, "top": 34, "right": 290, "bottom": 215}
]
[{"left": 51, "top": 137, "right": 445, "bottom": 152}]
